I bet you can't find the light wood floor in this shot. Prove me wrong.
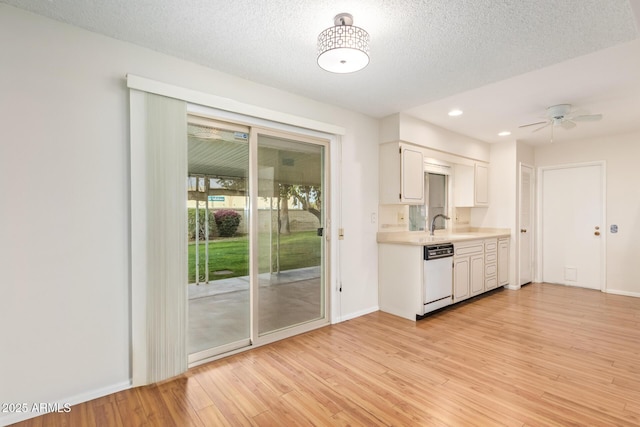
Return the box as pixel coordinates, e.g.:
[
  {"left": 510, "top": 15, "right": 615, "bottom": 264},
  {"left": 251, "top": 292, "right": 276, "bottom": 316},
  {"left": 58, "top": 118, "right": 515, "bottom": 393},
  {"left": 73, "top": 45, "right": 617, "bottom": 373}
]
[{"left": 15, "top": 283, "right": 640, "bottom": 426}]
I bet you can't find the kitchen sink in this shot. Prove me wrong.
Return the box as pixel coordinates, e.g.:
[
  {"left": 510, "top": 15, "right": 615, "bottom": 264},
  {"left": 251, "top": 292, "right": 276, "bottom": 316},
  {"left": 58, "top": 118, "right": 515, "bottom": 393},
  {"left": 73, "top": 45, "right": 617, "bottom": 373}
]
[{"left": 417, "top": 236, "right": 449, "bottom": 243}]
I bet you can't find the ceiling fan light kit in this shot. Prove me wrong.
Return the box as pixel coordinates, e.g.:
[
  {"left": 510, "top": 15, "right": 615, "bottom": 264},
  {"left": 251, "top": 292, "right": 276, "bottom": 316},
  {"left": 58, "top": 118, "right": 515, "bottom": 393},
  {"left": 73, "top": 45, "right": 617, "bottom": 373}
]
[{"left": 317, "top": 13, "right": 370, "bottom": 73}]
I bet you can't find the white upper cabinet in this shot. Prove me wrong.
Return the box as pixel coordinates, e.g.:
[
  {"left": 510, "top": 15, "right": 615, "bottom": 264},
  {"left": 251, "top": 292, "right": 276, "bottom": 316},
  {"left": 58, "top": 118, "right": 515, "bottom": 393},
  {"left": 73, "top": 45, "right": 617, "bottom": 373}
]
[
  {"left": 380, "top": 141, "right": 425, "bottom": 205},
  {"left": 474, "top": 163, "right": 489, "bottom": 205},
  {"left": 454, "top": 163, "right": 489, "bottom": 207}
]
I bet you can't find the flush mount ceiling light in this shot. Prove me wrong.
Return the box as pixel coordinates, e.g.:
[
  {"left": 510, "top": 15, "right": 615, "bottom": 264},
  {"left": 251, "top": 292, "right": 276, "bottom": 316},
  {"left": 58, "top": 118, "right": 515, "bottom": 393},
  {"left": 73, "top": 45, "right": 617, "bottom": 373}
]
[
  {"left": 448, "top": 109, "right": 463, "bottom": 117},
  {"left": 498, "top": 131, "right": 511, "bottom": 136},
  {"left": 317, "top": 13, "right": 370, "bottom": 73}
]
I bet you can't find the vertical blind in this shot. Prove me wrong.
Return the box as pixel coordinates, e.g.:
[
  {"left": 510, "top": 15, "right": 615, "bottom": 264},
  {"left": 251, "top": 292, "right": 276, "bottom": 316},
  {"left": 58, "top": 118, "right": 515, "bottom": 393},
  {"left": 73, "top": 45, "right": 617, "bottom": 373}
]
[{"left": 130, "top": 90, "right": 187, "bottom": 385}]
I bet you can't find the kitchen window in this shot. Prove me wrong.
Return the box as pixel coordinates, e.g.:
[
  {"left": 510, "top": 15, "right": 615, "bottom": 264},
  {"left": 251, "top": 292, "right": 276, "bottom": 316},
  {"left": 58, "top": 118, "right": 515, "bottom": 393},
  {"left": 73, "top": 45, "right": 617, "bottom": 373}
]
[{"left": 409, "top": 161, "right": 451, "bottom": 232}]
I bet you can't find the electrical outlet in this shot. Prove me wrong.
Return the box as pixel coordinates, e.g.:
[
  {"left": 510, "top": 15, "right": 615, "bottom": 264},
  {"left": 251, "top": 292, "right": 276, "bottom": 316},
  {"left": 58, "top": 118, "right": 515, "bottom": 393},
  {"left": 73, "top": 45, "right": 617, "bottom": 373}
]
[
  {"left": 338, "top": 228, "right": 344, "bottom": 240},
  {"left": 397, "top": 212, "right": 405, "bottom": 223}
]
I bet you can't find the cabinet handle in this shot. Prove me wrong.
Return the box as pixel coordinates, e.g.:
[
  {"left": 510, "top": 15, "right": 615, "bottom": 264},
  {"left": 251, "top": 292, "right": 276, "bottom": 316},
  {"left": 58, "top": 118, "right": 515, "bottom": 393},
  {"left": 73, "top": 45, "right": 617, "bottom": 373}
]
[
  {"left": 594, "top": 231, "right": 600, "bottom": 236},
  {"left": 520, "top": 229, "right": 527, "bottom": 233}
]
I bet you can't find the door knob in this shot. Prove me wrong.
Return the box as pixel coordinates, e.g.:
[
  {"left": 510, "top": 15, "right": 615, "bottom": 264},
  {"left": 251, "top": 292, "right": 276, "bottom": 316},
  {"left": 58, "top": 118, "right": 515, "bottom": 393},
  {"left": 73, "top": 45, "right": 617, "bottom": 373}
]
[{"left": 594, "top": 231, "right": 600, "bottom": 236}]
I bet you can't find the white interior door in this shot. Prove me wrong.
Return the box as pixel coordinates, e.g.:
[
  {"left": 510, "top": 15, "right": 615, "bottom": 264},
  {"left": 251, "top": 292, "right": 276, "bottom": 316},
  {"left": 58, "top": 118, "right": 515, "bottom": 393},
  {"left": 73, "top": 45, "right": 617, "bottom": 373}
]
[
  {"left": 540, "top": 163, "right": 604, "bottom": 290},
  {"left": 519, "top": 164, "right": 534, "bottom": 285}
]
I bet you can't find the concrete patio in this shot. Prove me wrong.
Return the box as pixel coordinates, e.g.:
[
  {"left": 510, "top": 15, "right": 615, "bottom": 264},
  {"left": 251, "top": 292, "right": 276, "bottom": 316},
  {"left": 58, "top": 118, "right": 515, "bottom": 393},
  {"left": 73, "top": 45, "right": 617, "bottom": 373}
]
[{"left": 188, "top": 266, "right": 322, "bottom": 354}]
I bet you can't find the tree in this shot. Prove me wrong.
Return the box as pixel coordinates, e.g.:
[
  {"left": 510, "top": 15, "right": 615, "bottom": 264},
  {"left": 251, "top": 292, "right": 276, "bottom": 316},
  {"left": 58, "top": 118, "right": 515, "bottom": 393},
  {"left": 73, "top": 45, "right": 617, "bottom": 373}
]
[
  {"left": 214, "top": 176, "right": 322, "bottom": 233},
  {"left": 214, "top": 177, "right": 246, "bottom": 194},
  {"left": 278, "top": 183, "right": 321, "bottom": 233}
]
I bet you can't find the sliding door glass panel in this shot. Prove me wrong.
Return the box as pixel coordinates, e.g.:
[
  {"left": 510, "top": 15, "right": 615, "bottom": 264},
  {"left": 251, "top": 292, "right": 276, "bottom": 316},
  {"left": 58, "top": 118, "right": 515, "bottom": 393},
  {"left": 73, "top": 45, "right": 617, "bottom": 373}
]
[
  {"left": 187, "top": 117, "right": 250, "bottom": 359},
  {"left": 256, "top": 133, "right": 325, "bottom": 336}
]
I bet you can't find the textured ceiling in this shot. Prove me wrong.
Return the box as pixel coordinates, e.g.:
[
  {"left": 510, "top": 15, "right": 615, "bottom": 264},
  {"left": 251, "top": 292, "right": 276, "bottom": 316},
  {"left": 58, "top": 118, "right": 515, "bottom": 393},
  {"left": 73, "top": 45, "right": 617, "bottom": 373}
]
[{"left": 3, "top": 0, "right": 639, "bottom": 143}]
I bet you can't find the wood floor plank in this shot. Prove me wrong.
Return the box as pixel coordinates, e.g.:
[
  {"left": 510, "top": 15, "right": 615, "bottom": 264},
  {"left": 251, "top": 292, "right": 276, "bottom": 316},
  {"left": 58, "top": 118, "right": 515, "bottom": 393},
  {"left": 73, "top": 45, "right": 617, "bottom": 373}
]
[
  {"left": 160, "top": 380, "right": 205, "bottom": 427},
  {"left": 12, "top": 283, "right": 640, "bottom": 426},
  {"left": 113, "top": 387, "right": 149, "bottom": 427},
  {"left": 194, "top": 405, "right": 229, "bottom": 427},
  {"left": 90, "top": 395, "right": 120, "bottom": 427},
  {"left": 134, "top": 384, "right": 177, "bottom": 426}
]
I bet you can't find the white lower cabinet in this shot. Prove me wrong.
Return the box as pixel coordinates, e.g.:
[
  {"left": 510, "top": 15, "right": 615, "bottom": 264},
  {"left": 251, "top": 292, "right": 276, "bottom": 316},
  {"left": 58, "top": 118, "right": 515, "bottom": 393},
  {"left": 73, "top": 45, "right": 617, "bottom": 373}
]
[
  {"left": 498, "top": 238, "right": 509, "bottom": 286},
  {"left": 378, "top": 243, "right": 424, "bottom": 321},
  {"left": 453, "top": 257, "right": 470, "bottom": 302},
  {"left": 469, "top": 254, "right": 484, "bottom": 296},
  {"left": 484, "top": 238, "right": 498, "bottom": 291},
  {"left": 453, "top": 237, "right": 508, "bottom": 302},
  {"left": 378, "top": 235, "right": 510, "bottom": 321},
  {"left": 453, "top": 240, "right": 484, "bottom": 302}
]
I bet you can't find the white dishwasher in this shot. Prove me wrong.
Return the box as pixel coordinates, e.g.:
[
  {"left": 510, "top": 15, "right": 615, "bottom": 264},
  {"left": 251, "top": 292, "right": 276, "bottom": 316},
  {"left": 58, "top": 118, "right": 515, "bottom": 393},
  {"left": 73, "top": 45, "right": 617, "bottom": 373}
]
[{"left": 422, "top": 243, "right": 454, "bottom": 315}]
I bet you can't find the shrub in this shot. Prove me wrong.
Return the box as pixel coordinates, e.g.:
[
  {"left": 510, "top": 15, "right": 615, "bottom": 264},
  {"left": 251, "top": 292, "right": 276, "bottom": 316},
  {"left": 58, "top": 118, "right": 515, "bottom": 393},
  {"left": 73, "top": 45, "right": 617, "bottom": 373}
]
[{"left": 214, "top": 209, "right": 241, "bottom": 237}]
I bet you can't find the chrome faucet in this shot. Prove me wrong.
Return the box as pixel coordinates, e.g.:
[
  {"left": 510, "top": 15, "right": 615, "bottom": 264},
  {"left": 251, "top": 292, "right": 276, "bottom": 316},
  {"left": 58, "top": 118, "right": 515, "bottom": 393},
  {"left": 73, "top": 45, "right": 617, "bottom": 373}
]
[{"left": 430, "top": 214, "right": 450, "bottom": 236}]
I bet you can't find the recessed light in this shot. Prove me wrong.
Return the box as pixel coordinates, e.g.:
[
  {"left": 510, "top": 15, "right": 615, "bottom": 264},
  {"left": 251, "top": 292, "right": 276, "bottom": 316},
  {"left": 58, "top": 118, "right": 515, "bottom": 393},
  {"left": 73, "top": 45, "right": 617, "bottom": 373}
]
[
  {"left": 498, "top": 131, "right": 511, "bottom": 136},
  {"left": 448, "top": 109, "right": 463, "bottom": 117}
]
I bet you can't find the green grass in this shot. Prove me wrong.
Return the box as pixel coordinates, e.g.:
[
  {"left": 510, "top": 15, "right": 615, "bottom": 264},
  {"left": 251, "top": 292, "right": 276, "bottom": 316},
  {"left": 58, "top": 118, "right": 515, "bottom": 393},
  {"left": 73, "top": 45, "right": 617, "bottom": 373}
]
[{"left": 188, "top": 230, "right": 321, "bottom": 283}]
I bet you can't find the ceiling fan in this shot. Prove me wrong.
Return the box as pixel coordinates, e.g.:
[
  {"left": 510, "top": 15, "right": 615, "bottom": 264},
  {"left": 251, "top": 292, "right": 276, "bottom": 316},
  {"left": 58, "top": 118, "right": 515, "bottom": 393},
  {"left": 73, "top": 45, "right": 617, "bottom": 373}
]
[{"left": 519, "top": 104, "right": 603, "bottom": 140}]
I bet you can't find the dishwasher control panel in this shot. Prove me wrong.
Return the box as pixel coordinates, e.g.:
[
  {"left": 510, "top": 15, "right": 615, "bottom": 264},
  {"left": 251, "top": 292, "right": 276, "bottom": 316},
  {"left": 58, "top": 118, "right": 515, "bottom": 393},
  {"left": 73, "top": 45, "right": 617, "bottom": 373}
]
[{"left": 424, "top": 243, "right": 454, "bottom": 260}]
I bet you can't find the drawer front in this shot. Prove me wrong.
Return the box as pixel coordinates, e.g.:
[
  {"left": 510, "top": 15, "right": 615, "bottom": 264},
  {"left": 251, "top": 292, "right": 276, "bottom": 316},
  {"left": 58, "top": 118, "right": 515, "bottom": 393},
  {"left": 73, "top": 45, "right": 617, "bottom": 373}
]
[
  {"left": 485, "top": 263, "right": 497, "bottom": 276},
  {"left": 455, "top": 243, "right": 484, "bottom": 256},
  {"left": 485, "top": 276, "right": 497, "bottom": 290},
  {"left": 485, "top": 240, "right": 497, "bottom": 252},
  {"left": 485, "top": 252, "right": 497, "bottom": 263}
]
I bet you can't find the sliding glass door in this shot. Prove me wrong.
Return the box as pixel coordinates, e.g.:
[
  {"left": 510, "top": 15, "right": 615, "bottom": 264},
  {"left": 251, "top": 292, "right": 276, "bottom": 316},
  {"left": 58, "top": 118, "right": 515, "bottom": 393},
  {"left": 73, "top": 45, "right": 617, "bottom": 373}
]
[
  {"left": 187, "top": 113, "right": 329, "bottom": 364},
  {"left": 255, "top": 130, "right": 327, "bottom": 338},
  {"left": 187, "top": 116, "right": 251, "bottom": 362}
]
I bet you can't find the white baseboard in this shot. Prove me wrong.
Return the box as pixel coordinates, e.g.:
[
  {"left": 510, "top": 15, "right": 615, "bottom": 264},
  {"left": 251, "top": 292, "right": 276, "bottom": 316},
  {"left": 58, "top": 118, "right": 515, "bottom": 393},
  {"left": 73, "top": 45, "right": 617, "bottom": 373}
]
[
  {"left": 333, "top": 305, "right": 379, "bottom": 323},
  {"left": 0, "top": 380, "right": 131, "bottom": 426},
  {"left": 605, "top": 289, "right": 640, "bottom": 298}
]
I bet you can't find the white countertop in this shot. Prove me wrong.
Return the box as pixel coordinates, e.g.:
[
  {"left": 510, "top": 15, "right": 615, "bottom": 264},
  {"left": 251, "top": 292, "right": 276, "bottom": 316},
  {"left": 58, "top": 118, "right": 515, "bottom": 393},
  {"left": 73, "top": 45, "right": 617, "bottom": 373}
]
[{"left": 377, "top": 228, "right": 510, "bottom": 245}]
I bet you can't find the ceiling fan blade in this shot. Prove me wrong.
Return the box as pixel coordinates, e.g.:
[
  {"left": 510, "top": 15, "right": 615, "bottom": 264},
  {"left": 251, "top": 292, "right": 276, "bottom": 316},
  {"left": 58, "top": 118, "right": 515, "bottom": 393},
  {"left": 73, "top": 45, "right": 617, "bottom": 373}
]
[
  {"left": 571, "top": 114, "right": 603, "bottom": 122},
  {"left": 519, "top": 120, "right": 548, "bottom": 129},
  {"left": 567, "top": 108, "right": 588, "bottom": 117},
  {"left": 532, "top": 122, "right": 551, "bottom": 133},
  {"left": 560, "top": 120, "right": 576, "bottom": 130}
]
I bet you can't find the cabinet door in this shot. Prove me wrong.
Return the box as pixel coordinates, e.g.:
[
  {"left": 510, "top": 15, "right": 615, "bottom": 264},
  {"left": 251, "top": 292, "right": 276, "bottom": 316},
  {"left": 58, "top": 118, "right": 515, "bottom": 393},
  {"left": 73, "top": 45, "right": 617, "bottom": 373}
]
[
  {"left": 453, "top": 257, "right": 470, "bottom": 302},
  {"left": 453, "top": 164, "right": 474, "bottom": 207},
  {"left": 401, "top": 146, "right": 424, "bottom": 203},
  {"left": 498, "top": 239, "right": 509, "bottom": 286},
  {"left": 454, "top": 163, "right": 489, "bottom": 207},
  {"left": 475, "top": 164, "right": 489, "bottom": 206},
  {"left": 469, "top": 254, "right": 485, "bottom": 296}
]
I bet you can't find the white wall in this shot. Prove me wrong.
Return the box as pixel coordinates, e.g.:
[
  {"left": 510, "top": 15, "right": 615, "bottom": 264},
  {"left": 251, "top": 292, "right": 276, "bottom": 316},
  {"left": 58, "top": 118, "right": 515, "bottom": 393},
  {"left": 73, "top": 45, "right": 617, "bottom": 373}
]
[
  {"left": 472, "top": 141, "right": 518, "bottom": 286},
  {"left": 473, "top": 141, "right": 516, "bottom": 228},
  {"left": 0, "top": 5, "right": 379, "bottom": 423},
  {"left": 534, "top": 131, "right": 640, "bottom": 296}
]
